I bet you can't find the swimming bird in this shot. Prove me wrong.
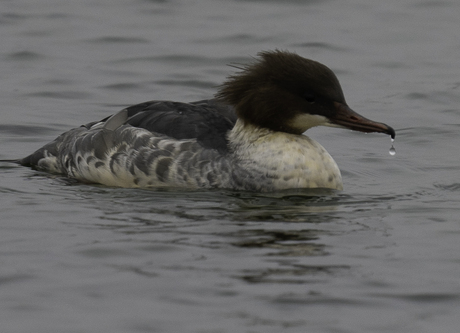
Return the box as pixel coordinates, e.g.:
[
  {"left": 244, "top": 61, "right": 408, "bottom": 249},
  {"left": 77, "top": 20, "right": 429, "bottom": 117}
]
[{"left": 17, "top": 50, "right": 395, "bottom": 191}]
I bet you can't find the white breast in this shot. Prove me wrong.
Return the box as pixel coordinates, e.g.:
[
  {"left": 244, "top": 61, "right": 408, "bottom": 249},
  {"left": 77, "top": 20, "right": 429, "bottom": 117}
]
[{"left": 228, "top": 120, "right": 343, "bottom": 191}]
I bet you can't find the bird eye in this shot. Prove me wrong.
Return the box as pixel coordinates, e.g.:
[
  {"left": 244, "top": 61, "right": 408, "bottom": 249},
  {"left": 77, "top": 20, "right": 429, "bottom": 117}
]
[{"left": 303, "top": 93, "right": 315, "bottom": 103}]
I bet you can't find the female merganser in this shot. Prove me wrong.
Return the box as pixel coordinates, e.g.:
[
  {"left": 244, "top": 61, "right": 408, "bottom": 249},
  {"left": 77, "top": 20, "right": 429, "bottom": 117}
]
[{"left": 18, "top": 50, "right": 395, "bottom": 191}]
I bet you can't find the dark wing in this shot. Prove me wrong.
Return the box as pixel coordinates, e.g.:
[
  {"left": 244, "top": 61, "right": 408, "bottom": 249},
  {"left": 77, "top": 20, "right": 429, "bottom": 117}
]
[{"left": 90, "top": 99, "right": 237, "bottom": 154}]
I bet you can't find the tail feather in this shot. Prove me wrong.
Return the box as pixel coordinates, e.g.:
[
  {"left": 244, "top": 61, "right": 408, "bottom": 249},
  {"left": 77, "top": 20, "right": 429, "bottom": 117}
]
[{"left": 0, "top": 159, "right": 21, "bottom": 164}]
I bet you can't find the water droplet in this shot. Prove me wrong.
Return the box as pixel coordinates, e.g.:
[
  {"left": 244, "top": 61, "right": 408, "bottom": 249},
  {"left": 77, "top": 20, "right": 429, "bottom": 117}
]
[
  {"left": 389, "top": 137, "right": 396, "bottom": 155},
  {"left": 389, "top": 146, "right": 396, "bottom": 156}
]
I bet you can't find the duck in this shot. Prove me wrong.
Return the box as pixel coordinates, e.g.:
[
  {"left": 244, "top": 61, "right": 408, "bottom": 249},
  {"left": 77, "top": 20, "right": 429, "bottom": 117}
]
[{"left": 17, "top": 50, "right": 395, "bottom": 192}]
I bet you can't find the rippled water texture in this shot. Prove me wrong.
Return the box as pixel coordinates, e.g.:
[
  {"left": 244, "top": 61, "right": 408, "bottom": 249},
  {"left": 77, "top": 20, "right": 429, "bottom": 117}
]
[{"left": 1, "top": 0, "right": 460, "bottom": 332}]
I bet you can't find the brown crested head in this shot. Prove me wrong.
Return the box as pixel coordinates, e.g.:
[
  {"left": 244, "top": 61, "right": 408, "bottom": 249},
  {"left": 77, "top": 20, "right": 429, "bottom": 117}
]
[{"left": 216, "top": 50, "right": 395, "bottom": 139}]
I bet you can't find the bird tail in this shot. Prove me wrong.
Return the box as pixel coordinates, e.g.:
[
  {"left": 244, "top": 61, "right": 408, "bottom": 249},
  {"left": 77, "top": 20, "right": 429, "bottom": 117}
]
[{"left": 0, "top": 159, "right": 21, "bottom": 164}]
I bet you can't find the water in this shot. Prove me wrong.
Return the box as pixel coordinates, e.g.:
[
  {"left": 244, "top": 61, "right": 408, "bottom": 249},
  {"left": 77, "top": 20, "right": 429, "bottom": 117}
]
[
  {"left": 1, "top": 0, "right": 460, "bottom": 332},
  {"left": 389, "top": 138, "right": 396, "bottom": 155}
]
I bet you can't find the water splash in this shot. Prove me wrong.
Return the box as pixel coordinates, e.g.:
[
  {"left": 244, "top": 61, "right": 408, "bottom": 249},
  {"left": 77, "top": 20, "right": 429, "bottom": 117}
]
[{"left": 389, "top": 138, "right": 396, "bottom": 156}]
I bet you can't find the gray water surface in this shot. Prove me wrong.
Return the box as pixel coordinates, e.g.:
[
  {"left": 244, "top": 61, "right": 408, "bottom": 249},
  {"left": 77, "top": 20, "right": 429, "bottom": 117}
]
[{"left": 1, "top": 0, "right": 460, "bottom": 332}]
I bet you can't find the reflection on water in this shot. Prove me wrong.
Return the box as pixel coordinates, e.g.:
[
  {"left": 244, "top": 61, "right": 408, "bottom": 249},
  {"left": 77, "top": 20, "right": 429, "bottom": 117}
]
[
  {"left": 238, "top": 264, "right": 350, "bottom": 284},
  {"left": 59, "top": 183, "right": 400, "bottom": 234},
  {"left": 234, "top": 229, "right": 325, "bottom": 256}
]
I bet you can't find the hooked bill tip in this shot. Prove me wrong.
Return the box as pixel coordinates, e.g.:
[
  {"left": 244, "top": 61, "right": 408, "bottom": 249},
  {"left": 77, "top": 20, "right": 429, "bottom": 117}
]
[{"left": 387, "top": 125, "right": 396, "bottom": 140}]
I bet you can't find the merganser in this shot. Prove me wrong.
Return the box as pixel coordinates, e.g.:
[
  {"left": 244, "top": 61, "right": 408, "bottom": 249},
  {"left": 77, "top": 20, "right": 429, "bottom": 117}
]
[{"left": 17, "top": 50, "right": 395, "bottom": 192}]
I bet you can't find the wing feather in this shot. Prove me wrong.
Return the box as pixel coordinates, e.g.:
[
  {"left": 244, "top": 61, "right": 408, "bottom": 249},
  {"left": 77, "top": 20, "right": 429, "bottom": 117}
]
[{"left": 91, "top": 99, "right": 237, "bottom": 153}]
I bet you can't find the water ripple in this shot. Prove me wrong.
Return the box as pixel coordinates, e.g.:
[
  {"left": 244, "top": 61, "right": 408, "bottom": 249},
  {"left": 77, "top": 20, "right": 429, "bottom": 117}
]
[{"left": 85, "top": 36, "right": 150, "bottom": 44}]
